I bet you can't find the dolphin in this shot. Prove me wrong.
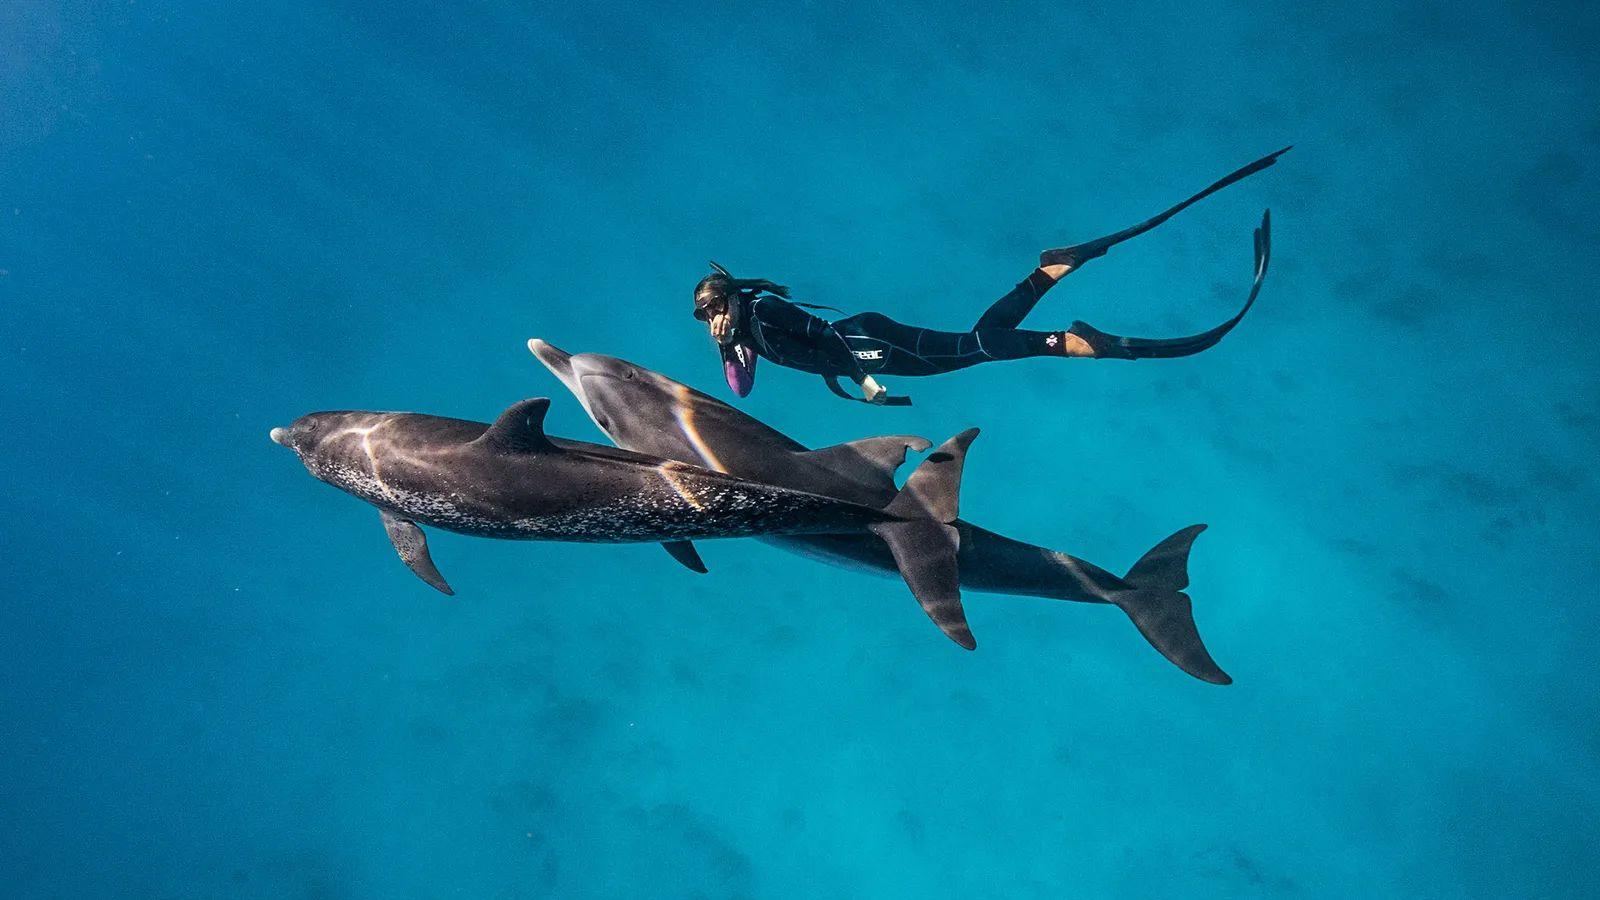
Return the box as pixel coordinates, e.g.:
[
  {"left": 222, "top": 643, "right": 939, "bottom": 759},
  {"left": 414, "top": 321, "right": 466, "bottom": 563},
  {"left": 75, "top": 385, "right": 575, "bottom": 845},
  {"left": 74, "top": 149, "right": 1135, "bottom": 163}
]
[
  {"left": 270, "top": 398, "right": 984, "bottom": 647},
  {"left": 529, "top": 339, "right": 1231, "bottom": 684}
]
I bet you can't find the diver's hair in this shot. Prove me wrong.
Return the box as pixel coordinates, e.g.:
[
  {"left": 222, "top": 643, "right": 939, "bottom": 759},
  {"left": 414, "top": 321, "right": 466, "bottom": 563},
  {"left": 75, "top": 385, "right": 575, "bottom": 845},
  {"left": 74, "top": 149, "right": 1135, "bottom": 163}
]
[{"left": 703, "top": 261, "right": 790, "bottom": 299}]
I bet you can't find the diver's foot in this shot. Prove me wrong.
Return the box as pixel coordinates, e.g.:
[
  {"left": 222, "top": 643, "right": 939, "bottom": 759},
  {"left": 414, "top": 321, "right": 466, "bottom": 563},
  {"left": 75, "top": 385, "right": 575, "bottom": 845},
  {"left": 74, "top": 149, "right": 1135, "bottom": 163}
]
[
  {"left": 1066, "top": 321, "right": 1138, "bottom": 359},
  {"left": 1040, "top": 240, "right": 1111, "bottom": 272},
  {"left": 1053, "top": 330, "right": 1097, "bottom": 358}
]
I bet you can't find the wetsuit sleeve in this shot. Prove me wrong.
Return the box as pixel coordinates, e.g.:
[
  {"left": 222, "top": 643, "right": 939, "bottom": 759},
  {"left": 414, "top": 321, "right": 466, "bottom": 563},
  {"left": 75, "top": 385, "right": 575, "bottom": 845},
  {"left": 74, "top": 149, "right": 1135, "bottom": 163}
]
[{"left": 751, "top": 296, "right": 868, "bottom": 383}]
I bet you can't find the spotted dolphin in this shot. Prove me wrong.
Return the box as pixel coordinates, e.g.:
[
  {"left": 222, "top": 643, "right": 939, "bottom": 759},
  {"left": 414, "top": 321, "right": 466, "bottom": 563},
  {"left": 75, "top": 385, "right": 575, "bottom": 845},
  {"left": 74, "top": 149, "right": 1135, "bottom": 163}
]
[
  {"left": 530, "top": 339, "right": 1230, "bottom": 684},
  {"left": 270, "top": 398, "right": 983, "bottom": 647}
]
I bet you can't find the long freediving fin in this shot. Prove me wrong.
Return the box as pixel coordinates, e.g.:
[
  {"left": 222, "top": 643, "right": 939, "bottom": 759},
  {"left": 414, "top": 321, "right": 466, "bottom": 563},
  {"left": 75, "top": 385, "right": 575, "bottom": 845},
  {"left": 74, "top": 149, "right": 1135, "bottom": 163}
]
[
  {"left": 1067, "top": 209, "right": 1271, "bottom": 360},
  {"left": 380, "top": 510, "right": 454, "bottom": 595},
  {"left": 1040, "top": 147, "right": 1289, "bottom": 268},
  {"left": 874, "top": 428, "right": 981, "bottom": 649},
  {"left": 661, "top": 540, "right": 708, "bottom": 574}
]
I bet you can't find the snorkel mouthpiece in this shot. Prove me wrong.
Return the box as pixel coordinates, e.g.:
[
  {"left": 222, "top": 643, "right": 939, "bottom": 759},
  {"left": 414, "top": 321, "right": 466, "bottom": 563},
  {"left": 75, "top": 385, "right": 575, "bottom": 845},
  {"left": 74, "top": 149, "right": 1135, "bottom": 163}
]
[{"left": 722, "top": 341, "right": 756, "bottom": 397}]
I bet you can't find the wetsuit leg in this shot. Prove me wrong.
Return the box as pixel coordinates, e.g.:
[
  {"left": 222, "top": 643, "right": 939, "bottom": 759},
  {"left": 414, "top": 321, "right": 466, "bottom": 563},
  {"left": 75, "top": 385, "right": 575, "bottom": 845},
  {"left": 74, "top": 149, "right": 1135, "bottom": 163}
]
[
  {"left": 969, "top": 329, "right": 1071, "bottom": 361},
  {"left": 973, "top": 268, "right": 1060, "bottom": 332},
  {"left": 834, "top": 313, "right": 1068, "bottom": 376}
]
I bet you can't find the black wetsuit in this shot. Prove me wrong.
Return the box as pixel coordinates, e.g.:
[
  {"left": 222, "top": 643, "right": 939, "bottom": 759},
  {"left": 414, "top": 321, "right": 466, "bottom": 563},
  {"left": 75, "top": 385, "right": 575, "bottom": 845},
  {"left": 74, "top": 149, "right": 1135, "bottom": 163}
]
[
  {"left": 739, "top": 269, "right": 1069, "bottom": 381},
  {"left": 724, "top": 147, "right": 1286, "bottom": 403}
]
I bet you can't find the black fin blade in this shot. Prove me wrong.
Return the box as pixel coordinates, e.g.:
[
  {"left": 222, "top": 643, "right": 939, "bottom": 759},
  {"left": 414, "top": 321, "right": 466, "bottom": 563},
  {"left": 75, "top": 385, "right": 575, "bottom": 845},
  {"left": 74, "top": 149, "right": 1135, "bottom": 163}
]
[
  {"left": 661, "top": 540, "right": 708, "bottom": 574},
  {"left": 1039, "top": 147, "right": 1288, "bottom": 268},
  {"left": 380, "top": 510, "right": 454, "bottom": 595}
]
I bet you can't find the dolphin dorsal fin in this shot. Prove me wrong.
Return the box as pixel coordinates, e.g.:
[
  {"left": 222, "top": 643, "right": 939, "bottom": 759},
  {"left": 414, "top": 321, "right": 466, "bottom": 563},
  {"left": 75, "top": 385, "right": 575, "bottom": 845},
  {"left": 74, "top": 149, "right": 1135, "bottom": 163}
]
[
  {"left": 794, "top": 435, "right": 932, "bottom": 497},
  {"left": 475, "top": 398, "right": 557, "bottom": 453}
]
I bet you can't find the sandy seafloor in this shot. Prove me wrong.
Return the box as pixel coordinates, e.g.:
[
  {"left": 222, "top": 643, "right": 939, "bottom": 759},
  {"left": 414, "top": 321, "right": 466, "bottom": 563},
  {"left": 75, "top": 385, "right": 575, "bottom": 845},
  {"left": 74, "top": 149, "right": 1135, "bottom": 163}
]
[{"left": 2, "top": 1, "right": 1598, "bottom": 897}]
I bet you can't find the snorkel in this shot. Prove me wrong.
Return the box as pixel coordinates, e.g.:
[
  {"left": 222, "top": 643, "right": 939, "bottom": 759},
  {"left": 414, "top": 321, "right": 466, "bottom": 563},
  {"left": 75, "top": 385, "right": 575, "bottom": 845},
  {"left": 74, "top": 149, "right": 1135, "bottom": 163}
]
[{"left": 695, "top": 260, "right": 786, "bottom": 398}]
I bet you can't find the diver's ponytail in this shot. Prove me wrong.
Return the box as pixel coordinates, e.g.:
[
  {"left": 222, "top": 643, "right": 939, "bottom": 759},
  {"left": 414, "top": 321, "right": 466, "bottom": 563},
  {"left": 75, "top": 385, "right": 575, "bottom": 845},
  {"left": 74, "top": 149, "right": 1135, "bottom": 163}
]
[{"left": 708, "top": 261, "right": 790, "bottom": 299}]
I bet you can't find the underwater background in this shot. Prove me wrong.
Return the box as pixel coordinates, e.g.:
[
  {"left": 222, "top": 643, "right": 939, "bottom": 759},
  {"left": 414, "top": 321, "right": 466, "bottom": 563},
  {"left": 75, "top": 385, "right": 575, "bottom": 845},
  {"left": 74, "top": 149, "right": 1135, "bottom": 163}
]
[{"left": 3, "top": 1, "right": 1598, "bottom": 896}]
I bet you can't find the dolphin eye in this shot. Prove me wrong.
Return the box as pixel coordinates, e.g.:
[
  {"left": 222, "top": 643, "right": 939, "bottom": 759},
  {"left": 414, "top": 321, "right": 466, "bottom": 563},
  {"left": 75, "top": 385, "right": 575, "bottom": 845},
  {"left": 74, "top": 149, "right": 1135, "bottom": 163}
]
[{"left": 624, "top": 370, "right": 636, "bottom": 380}]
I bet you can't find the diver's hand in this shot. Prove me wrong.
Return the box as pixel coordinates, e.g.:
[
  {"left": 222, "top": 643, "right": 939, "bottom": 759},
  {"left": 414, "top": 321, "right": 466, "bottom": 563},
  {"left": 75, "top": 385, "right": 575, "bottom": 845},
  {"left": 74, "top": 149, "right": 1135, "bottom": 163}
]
[
  {"left": 860, "top": 376, "right": 888, "bottom": 405},
  {"left": 710, "top": 312, "right": 732, "bottom": 345}
]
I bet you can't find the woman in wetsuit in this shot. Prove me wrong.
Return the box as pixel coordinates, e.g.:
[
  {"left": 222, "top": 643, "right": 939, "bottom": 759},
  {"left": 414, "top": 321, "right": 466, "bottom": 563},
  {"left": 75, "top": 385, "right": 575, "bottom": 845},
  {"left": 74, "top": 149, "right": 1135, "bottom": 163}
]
[{"left": 693, "top": 148, "right": 1286, "bottom": 404}]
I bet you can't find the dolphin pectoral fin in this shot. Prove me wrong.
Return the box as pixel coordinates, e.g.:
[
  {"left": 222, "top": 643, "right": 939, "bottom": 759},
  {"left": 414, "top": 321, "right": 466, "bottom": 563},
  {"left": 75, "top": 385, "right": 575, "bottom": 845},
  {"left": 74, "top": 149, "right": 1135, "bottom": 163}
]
[
  {"left": 795, "top": 435, "right": 932, "bottom": 498},
  {"left": 473, "top": 398, "right": 557, "bottom": 453},
  {"left": 872, "top": 520, "right": 974, "bottom": 650},
  {"left": 661, "top": 540, "right": 708, "bottom": 574},
  {"left": 380, "top": 510, "right": 454, "bottom": 596}
]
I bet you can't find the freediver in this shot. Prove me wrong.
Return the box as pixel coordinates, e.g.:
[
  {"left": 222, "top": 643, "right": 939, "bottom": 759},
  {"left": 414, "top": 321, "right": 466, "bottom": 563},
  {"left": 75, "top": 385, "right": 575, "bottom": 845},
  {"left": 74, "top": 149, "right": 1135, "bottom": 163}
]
[{"left": 692, "top": 147, "right": 1287, "bottom": 404}]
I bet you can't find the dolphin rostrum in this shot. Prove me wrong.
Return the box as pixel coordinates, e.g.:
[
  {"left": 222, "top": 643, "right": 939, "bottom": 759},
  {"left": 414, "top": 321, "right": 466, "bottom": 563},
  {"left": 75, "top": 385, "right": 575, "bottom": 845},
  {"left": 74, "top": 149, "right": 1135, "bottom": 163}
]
[
  {"left": 270, "top": 398, "right": 983, "bottom": 648},
  {"left": 530, "top": 339, "right": 1230, "bottom": 684}
]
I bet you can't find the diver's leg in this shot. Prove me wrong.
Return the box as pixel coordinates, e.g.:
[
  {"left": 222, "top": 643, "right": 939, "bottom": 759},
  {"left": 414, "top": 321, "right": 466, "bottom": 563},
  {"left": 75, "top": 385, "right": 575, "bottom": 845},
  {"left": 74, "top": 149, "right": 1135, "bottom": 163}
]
[
  {"left": 970, "top": 328, "right": 1094, "bottom": 360},
  {"left": 973, "top": 267, "right": 1068, "bottom": 332},
  {"left": 1039, "top": 147, "right": 1289, "bottom": 268}
]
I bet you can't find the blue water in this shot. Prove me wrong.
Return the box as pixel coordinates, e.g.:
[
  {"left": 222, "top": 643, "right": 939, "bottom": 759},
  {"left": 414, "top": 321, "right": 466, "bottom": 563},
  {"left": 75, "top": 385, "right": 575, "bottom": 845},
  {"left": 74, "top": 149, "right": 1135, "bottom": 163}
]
[{"left": 4, "top": 1, "right": 1597, "bottom": 896}]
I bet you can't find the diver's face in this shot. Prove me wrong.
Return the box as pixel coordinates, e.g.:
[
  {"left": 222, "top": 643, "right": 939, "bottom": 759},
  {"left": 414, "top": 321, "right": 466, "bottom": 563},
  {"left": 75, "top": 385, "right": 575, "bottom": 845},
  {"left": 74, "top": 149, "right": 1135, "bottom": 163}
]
[{"left": 693, "top": 290, "right": 727, "bottom": 324}]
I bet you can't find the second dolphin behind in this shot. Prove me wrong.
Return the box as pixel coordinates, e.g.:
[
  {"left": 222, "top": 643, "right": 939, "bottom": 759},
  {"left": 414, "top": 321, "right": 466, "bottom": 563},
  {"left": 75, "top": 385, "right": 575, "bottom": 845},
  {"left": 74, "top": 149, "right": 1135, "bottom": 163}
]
[{"left": 531, "top": 338, "right": 1231, "bottom": 684}]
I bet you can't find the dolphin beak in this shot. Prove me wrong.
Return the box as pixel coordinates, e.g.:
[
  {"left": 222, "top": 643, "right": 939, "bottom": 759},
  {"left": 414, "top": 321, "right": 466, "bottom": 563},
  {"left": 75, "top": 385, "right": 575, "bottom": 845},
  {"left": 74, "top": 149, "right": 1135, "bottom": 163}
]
[
  {"left": 528, "top": 338, "right": 579, "bottom": 394},
  {"left": 528, "top": 338, "right": 571, "bottom": 371},
  {"left": 270, "top": 427, "right": 290, "bottom": 446}
]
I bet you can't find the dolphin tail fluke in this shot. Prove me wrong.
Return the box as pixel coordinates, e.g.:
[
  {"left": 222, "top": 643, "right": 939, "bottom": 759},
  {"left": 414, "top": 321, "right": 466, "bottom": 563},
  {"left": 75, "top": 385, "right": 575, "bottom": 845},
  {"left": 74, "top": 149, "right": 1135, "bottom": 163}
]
[
  {"left": 1109, "top": 525, "right": 1232, "bottom": 685},
  {"left": 875, "top": 428, "right": 981, "bottom": 650}
]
